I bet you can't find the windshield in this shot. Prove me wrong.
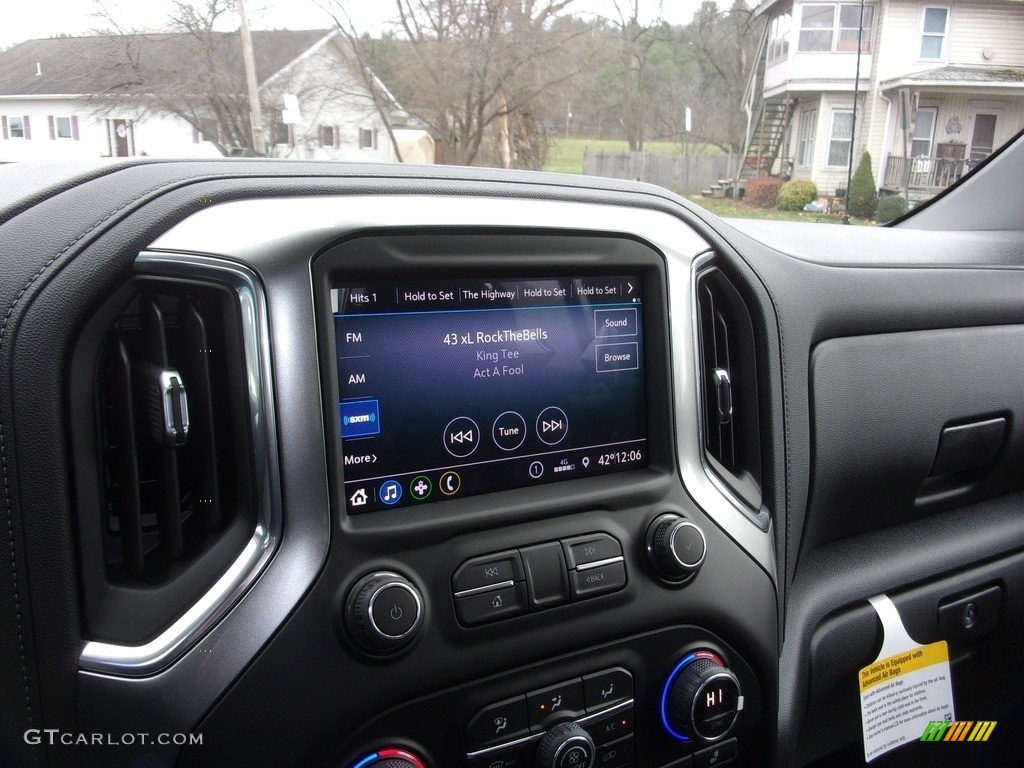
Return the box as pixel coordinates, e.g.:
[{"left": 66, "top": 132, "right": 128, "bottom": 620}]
[{"left": 2, "top": 0, "right": 1021, "bottom": 225}]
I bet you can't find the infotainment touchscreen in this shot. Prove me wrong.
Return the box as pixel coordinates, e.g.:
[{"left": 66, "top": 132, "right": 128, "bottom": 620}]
[{"left": 332, "top": 276, "right": 648, "bottom": 513}]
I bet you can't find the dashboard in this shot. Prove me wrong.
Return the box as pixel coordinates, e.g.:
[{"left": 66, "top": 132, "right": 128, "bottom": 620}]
[{"left": 1, "top": 148, "right": 1023, "bottom": 768}]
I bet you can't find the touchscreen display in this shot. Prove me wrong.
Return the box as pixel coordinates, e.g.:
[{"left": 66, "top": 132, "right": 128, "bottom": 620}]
[{"left": 333, "top": 276, "right": 648, "bottom": 513}]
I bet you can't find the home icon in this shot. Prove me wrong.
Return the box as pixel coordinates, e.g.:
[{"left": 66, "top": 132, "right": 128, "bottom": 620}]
[{"left": 349, "top": 488, "right": 368, "bottom": 506}]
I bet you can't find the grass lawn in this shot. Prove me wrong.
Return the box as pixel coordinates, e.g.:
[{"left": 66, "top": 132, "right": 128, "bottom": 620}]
[
  {"left": 544, "top": 137, "right": 721, "bottom": 175},
  {"left": 686, "top": 195, "right": 873, "bottom": 225}
]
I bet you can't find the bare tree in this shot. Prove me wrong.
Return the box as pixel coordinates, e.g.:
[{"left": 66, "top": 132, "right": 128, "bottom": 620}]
[
  {"left": 609, "top": 0, "right": 668, "bottom": 151},
  {"left": 689, "top": 0, "right": 759, "bottom": 154},
  {"left": 87, "top": 0, "right": 255, "bottom": 155},
  {"left": 316, "top": 3, "right": 406, "bottom": 162},
  {"left": 327, "top": 0, "right": 581, "bottom": 168}
]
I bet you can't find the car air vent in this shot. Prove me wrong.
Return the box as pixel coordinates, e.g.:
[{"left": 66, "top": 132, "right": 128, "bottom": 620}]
[
  {"left": 695, "top": 266, "right": 762, "bottom": 511},
  {"left": 70, "top": 273, "right": 264, "bottom": 653}
]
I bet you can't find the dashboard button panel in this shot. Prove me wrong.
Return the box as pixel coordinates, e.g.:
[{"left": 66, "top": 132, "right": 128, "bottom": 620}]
[
  {"left": 466, "top": 669, "right": 634, "bottom": 765},
  {"left": 582, "top": 668, "right": 633, "bottom": 711},
  {"left": 452, "top": 534, "right": 626, "bottom": 627},
  {"left": 521, "top": 543, "right": 571, "bottom": 609},
  {"left": 570, "top": 562, "right": 627, "bottom": 599},
  {"left": 562, "top": 534, "right": 623, "bottom": 569},
  {"left": 527, "top": 678, "right": 587, "bottom": 730},
  {"left": 467, "top": 696, "right": 531, "bottom": 751},
  {"left": 455, "top": 583, "right": 529, "bottom": 625},
  {"left": 692, "top": 738, "right": 738, "bottom": 768},
  {"left": 452, "top": 551, "right": 524, "bottom": 593},
  {"left": 596, "top": 735, "right": 635, "bottom": 768}
]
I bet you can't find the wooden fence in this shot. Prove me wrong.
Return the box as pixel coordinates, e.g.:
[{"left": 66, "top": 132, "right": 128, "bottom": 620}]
[{"left": 583, "top": 149, "right": 734, "bottom": 195}]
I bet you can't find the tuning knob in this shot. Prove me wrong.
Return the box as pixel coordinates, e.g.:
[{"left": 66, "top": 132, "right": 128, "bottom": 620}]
[
  {"left": 647, "top": 514, "right": 706, "bottom": 582},
  {"left": 662, "top": 651, "right": 742, "bottom": 743},
  {"left": 345, "top": 571, "right": 424, "bottom": 654},
  {"left": 536, "top": 722, "right": 595, "bottom": 768}
]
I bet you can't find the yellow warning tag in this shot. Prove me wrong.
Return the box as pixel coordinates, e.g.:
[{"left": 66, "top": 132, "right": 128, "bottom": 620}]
[{"left": 859, "top": 596, "right": 955, "bottom": 762}]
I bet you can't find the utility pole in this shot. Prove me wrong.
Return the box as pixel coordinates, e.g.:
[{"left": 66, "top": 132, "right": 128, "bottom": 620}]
[{"left": 238, "top": 0, "right": 265, "bottom": 155}]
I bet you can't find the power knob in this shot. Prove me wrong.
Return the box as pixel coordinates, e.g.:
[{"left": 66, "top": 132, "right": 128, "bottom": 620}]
[
  {"left": 345, "top": 571, "right": 424, "bottom": 654},
  {"left": 661, "top": 651, "right": 742, "bottom": 743},
  {"left": 536, "top": 722, "right": 595, "bottom": 768},
  {"left": 647, "top": 514, "right": 706, "bottom": 582}
]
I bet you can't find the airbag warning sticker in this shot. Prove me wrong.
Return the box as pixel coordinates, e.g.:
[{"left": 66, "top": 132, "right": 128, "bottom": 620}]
[{"left": 859, "top": 596, "right": 954, "bottom": 761}]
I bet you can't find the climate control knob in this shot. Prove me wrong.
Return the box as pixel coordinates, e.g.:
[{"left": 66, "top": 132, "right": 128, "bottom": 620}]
[
  {"left": 350, "top": 747, "right": 426, "bottom": 768},
  {"left": 662, "top": 651, "right": 741, "bottom": 743},
  {"left": 647, "top": 514, "right": 706, "bottom": 582},
  {"left": 345, "top": 571, "right": 424, "bottom": 654},
  {"left": 536, "top": 722, "right": 595, "bottom": 768}
]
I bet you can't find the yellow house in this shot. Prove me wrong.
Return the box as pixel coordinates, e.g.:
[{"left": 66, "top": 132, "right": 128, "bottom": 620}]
[{"left": 746, "top": 0, "right": 1024, "bottom": 204}]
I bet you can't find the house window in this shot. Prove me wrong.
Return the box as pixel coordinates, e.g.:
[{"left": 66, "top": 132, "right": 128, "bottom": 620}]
[
  {"left": 360, "top": 128, "right": 376, "bottom": 149},
  {"left": 768, "top": 11, "right": 792, "bottom": 63},
  {"left": 827, "top": 109, "right": 854, "bottom": 167},
  {"left": 797, "top": 108, "right": 818, "bottom": 168},
  {"left": 320, "top": 124, "right": 335, "bottom": 147},
  {"left": 798, "top": 4, "right": 874, "bottom": 53},
  {"left": 8, "top": 116, "right": 26, "bottom": 139},
  {"left": 55, "top": 116, "right": 72, "bottom": 139},
  {"left": 910, "top": 107, "right": 937, "bottom": 157},
  {"left": 920, "top": 7, "right": 949, "bottom": 60}
]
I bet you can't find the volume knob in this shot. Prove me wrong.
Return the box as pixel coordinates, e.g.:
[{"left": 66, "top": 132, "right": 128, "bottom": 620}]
[
  {"left": 345, "top": 571, "right": 424, "bottom": 654},
  {"left": 647, "top": 514, "right": 706, "bottom": 582}
]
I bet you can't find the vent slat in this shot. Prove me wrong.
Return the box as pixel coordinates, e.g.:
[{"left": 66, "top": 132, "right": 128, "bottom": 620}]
[
  {"left": 109, "top": 335, "right": 145, "bottom": 576},
  {"left": 155, "top": 447, "right": 184, "bottom": 558},
  {"left": 180, "top": 296, "right": 222, "bottom": 530}
]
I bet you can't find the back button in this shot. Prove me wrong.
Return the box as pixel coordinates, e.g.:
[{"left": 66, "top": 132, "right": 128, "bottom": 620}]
[{"left": 445, "top": 416, "right": 480, "bottom": 458}]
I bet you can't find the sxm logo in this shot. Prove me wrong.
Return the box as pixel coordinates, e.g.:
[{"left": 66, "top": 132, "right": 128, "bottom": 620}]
[{"left": 920, "top": 720, "right": 997, "bottom": 742}]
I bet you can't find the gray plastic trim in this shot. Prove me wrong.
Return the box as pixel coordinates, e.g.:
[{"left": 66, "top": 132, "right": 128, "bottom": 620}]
[
  {"left": 78, "top": 254, "right": 281, "bottom": 676},
  {"left": 150, "top": 196, "right": 775, "bottom": 580}
]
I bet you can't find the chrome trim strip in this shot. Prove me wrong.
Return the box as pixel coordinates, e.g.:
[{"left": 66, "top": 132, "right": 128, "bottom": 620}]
[
  {"left": 453, "top": 579, "right": 516, "bottom": 598},
  {"left": 688, "top": 252, "right": 771, "bottom": 531},
  {"left": 79, "top": 254, "right": 280, "bottom": 676},
  {"left": 574, "top": 556, "right": 625, "bottom": 572},
  {"left": 465, "top": 698, "right": 635, "bottom": 760}
]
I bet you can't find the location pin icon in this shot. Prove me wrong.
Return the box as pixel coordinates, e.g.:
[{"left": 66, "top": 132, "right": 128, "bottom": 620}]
[{"left": 582, "top": 457, "right": 590, "bottom": 468}]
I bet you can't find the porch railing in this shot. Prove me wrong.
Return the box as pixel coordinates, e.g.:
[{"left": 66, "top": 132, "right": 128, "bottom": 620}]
[{"left": 883, "top": 154, "right": 966, "bottom": 191}]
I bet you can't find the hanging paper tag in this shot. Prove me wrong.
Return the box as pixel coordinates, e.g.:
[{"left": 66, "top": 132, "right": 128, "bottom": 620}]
[{"left": 859, "top": 595, "right": 955, "bottom": 762}]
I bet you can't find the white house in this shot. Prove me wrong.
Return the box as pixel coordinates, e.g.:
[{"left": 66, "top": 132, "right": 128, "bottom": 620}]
[
  {"left": 745, "top": 0, "right": 1024, "bottom": 203},
  {"left": 0, "top": 29, "right": 430, "bottom": 164}
]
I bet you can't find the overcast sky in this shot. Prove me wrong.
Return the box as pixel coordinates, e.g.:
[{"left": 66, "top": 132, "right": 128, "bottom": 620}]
[{"left": 1, "top": 0, "right": 707, "bottom": 51}]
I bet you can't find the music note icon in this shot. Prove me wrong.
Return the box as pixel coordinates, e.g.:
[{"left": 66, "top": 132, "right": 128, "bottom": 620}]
[{"left": 379, "top": 480, "right": 403, "bottom": 505}]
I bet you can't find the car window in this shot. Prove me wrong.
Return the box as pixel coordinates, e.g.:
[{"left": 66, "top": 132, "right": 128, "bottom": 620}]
[{"left": 3, "top": 0, "right": 1019, "bottom": 226}]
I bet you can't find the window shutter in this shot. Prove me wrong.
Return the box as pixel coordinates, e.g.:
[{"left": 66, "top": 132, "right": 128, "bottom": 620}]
[
  {"left": 23, "top": 116, "right": 31, "bottom": 140},
  {"left": 317, "top": 124, "right": 323, "bottom": 147},
  {"left": 48, "top": 116, "right": 55, "bottom": 140},
  {"left": 193, "top": 126, "right": 200, "bottom": 143},
  {"left": 334, "top": 125, "right": 339, "bottom": 149},
  {"left": 2, "top": 117, "right": 7, "bottom": 140},
  {"left": 71, "top": 115, "right": 79, "bottom": 140}
]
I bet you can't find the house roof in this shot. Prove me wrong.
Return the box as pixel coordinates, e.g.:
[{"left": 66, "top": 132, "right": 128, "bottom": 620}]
[
  {"left": 0, "top": 29, "right": 331, "bottom": 96},
  {"left": 752, "top": 0, "right": 788, "bottom": 19},
  {"left": 880, "top": 65, "right": 1024, "bottom": 90}
]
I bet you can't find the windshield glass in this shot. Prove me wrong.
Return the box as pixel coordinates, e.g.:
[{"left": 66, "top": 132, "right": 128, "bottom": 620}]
[{"left": 2, "top": 0, "right": 1021, "bottom": 225}]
